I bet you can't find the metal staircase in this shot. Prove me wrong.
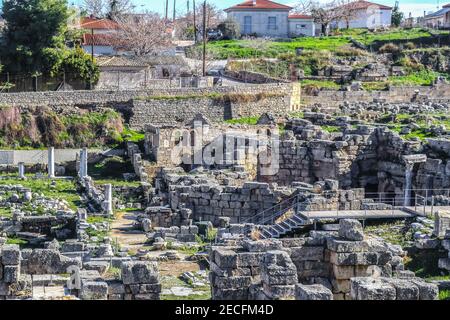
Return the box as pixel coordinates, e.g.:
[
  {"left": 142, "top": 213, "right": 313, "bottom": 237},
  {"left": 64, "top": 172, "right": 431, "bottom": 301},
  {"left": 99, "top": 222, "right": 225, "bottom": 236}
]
[{"left": 242, "top": 194, "right": 311, "bottom": 239}]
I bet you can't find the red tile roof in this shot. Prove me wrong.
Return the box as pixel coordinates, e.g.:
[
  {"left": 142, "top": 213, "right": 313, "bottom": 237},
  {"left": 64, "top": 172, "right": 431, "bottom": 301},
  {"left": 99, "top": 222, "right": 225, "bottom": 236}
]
[
  {"left": 288, "top": 14, "right": 313, "bottom": 19},
  {"left": 80, "top": 17, "right": 119, "bottom": 30},
  {"left": 225, "top": 0, "right": 292, "bottom": 11},
  {"left": 444, "top": 3, "right": 450, "bottom": 8},
  {"left": 82, "top": 33, "right": 119, "bottom": 46},
  {"left": 339, "top": 0, "right": 392, "bottom": 10}
]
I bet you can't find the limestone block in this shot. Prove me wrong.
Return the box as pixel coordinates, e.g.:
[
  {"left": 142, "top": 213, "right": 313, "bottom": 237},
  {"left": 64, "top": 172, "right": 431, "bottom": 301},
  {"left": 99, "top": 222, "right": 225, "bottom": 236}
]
[
  {"left": 61, "top": 241, "right": 85, "bottom": 253},
  {"left": 134, "top": 293, "right": 160, "bottom": 300},
  {"left": 409, "top": 279, "right": 439, "bottom": 300},
  {"left": 434, "top": 211, "right": 450, "bottom": 238},
  {"left": 27, "top": 249, "right": 81, "bottom": 274},
  {"left": 1, "top": 244, "right": 21, "bottom": 265},
  {"left": 242, "top": 239, "right": 283, "bottom": 252},
  {"left": 295, "top": 284, "right": 333, "bottom": 300},
  {"left": 213, "top": 249, "right": 238, "bottom": 269},
  {"left": 214, "top": 276, "right": 252, "bottom": 289},
  {"left": 107, "top": 281, "right": 126, "bottom": 295},
  {"left": 327, "top": 238, "right": 369, "bottom": 253},
  {"left": 332, "top": 265, "right": 355, "bottom": 280},
  {"left": 331, "top": 279, "right": 351, "bottom": 293},
  {"left": 80, "top": 281, "right": 108, "bottom": 300},
  {"left": 329, "top": 251, "right": 378, "bottom": 266},
  {"left": 3, "top": 265, "right": 20, "bottom": 283},
  {"left": 0, "top": 282, "right": 11, "bottom": 296},
  {"left": 384, "top": 278, "right": 419, "bottom": 300},
  {"left": 264, "top": 284, "right": 296, "bottom": 300},
  {"left": 438, "top": 258, "right": 450, "bottom": 271},
  {"left": 338, "top": 219, "right": 364, "bottom": 241},
  {"left": 350, "top": 278, "right": 396, "bottom": 300},
  {"left": 213, "top": 288, "right": 248, "bottom": 300},
  {"left": 139, "top": 283, "right": 162, "bottom": 293},
  {"left": 296, "top": 261, "right": 330, "bottom": 278},
  {"left": 237, "top": 252, "right": 263, "bottom": 267},
  {"left": 290, "top": 246, "right": 324, "bottom": 262},
  {"left": 83, "top": 261, "right": 110, "bottom": 274},
  {"left": 121, "top": 261, "right": 159, "bottom": 285}
]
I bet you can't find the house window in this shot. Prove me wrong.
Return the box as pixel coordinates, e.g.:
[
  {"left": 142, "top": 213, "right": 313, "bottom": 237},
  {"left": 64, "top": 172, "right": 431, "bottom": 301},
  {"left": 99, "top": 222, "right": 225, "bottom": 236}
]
[
  {"left": 268, "top": 17, "right": 277, "bottom": 30},
  {"left": 296, "top": 24, "right": 307, "bottom": 29}
]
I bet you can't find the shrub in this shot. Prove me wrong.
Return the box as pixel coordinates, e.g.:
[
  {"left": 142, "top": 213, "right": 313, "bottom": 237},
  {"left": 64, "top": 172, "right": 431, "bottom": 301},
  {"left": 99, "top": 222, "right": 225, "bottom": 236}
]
[
  {"left": 403, "top": 42, "right": 416, "bottom": 50},
  {"left": 217, "top": 18, "right": 241, "bottom": 40},
  {"left": 378, "top": 43, "right": 400, "bottom": 54}
]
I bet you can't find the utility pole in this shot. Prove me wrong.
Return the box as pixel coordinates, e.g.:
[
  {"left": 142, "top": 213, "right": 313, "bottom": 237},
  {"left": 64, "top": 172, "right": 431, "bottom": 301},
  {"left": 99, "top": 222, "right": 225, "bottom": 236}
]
[
  {"left": 202, "top": 0, "right": 207, "bottom": 77},
  {"left": 165, "top": 0, "right": 169, "bottom": 20},
  {"left": 187, "top": 0, "right": 190, "bottom": 13},
  {"left": 173, "top": 0, "right": 176, "bottom": 22},
  {"left": 193, "top": 0, "right": 197, "bottom": 42}
]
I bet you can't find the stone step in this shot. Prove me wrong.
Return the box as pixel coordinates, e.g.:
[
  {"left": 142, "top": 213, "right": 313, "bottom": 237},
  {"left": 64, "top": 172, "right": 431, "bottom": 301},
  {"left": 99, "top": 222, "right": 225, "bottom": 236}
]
[{"left": 279, "top": 221, "right": 292, "bottom": 231}]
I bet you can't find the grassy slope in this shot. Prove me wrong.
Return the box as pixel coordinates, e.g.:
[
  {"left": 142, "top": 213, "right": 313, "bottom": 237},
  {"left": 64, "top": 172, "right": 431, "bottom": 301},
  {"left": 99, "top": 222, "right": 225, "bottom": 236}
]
[{"left": 200, "top": 28, "right": 438, "bottom": 59}]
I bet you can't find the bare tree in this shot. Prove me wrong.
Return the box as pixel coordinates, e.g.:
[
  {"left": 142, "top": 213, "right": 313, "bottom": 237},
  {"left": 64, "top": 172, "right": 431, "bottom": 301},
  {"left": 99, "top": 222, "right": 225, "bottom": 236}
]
[
  {"left": 82, "top": 0, "right": 107, "bottom": 17},
  {"left": 176, "top": 1, "right": 224, "bottom": 36},
  {"left": 113, "top": 12, "right": 172, "bottom": 56},
  {"left": 82, "top": 0, "right": 135, "bottom": 19},
  {"left": 107, "top": 0, "right": 135, "bottom": 19},
  {"left": 294, "top": 0, "right": 357, "bottom": 35}
]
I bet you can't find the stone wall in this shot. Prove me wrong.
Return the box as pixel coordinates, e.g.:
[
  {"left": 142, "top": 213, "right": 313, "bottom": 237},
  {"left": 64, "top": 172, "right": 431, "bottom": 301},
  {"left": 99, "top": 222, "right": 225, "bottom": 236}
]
[
  {"left": 209, "top": 219, "right": 439, "bottom": 300},
  {"left": 0, "top": 84, "right": 292, "bottom": 132},
  {"left": 260, "top": 119, "right": 450, "bottom": 203},
  {"left": 129, "top": 89, "right": 291, "bottom": 130},
  {"left": 302, "top": 83, "right": 450, "bottom": 109}
]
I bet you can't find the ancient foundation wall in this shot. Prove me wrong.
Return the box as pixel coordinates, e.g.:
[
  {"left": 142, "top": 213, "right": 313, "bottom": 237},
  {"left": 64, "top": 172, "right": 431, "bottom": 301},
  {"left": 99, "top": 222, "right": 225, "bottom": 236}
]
[
  {"left": 302, "top": 83, "right": 450, "bottom": 109},
  {"left": 210, "top": 220, "right": 439, "bottom": 300}
]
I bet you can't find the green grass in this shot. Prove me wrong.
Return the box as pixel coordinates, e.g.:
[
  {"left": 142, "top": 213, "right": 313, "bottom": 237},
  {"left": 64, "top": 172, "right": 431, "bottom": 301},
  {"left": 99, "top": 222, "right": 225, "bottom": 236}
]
[
  {"left": 0, "top": 207, "right": 11, "bottom": 218},
  {"left": 426, "top": 275, "right": 450, "bottom": 281},
  {"left": 87, "top": 216, "right": 113, "bottom": 224},
  {"left": 388, "top": 70, "right": 440, "bottom": 86},
  {"left": 300, "top": 79, "right": 341, "bottom": 90},
  {"left": 0, "top": 175, "right": 80, "bottom": 210},
  {"left": 321, "top": 125, "right": 341, "bottom": 133},
  {"left": 120, "top": 126, "right": 145, "bottom": 143},
  {"left": 6, "top": 237, "right": 28, "bottom": 245},
  {"left": 225, "top": 116, "right": 259, "bottom": 125},
  {"left": 85, "top": 227, "right": 109, "bottom": 242},
  {"left": 439, "top": 290, "right": 450, "bottom": 300},
  {"left": 364, "top": 220, "right": 414, "bottom": 247},
  {"left": 191, "top": 28, "right": 438, "bottom": 60}
]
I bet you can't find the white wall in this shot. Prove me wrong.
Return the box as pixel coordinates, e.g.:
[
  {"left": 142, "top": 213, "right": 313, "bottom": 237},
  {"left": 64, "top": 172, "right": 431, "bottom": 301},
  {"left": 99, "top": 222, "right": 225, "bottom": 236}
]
[
  {"left": 227, "top": 10, "right": 290, "bottom": 38},
  {"left": 0, "top": 149, "right": 125, "bottom": 165},
  {"left": 336, "top": 8, "right": 392, "bottom": 29},
  {"left": 288, "top": 19, "right": 315, "bottom": 37},
  {"left": 82, "top": 45, "right": 116, "bottom": 56}
]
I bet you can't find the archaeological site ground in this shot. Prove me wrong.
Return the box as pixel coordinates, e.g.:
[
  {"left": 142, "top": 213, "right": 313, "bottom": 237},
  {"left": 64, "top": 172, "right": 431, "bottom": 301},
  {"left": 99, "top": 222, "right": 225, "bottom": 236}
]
[{"left": 0, "top": 2, "right": 450, "bottom": 313}]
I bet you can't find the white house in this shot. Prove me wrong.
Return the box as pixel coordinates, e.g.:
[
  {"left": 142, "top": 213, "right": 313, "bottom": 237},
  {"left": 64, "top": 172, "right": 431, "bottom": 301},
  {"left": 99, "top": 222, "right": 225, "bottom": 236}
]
[
  {"left": 288, "top": 14, "right": 316, "bottom": 37},
  {"left": 225, "top": 0, "right": 315, "bottom": 38},
  {"left": 333, "top": 0, "right": 393, "bottom": 29},
  {"left": 423, "top": 4, "right": 450, "bottom": 28},
  {"left": 80, "top": 17, "right": 120, "bottom": 56}
]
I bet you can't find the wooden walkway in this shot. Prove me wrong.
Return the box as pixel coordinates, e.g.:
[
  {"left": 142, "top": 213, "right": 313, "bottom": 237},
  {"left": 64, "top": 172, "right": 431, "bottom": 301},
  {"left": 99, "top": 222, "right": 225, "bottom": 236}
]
[{"left": 299, "top": 209, "right": 415, "bottom": 220}]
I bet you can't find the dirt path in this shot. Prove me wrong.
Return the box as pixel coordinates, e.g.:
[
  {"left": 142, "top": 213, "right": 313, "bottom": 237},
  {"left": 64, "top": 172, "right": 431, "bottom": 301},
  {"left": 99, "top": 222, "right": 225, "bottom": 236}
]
[{"left": 110, "top": 211, "right": 147, "bottom": 251}]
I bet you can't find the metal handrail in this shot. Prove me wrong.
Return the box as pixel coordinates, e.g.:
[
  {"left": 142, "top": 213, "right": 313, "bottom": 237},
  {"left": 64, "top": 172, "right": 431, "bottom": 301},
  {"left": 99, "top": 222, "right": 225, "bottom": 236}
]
[{"left": 242, "top": 193, "right": 302, "bottom": 225}]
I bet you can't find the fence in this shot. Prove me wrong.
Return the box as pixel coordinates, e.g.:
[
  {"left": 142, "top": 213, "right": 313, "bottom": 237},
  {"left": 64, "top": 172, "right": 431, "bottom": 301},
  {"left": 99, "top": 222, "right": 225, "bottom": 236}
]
[
  {"left": 0, "top": 72, "right": 89, "bottom": 93},
  {"left": 0, "top": 71, "right": 217, "bottom": 93}
]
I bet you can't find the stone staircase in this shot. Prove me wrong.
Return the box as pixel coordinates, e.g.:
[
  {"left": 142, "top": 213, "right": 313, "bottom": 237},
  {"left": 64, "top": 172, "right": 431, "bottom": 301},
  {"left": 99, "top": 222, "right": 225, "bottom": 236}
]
[
  {"left": 243, "top": 194, "right": 311, "bottom": 239},
  {"left": 260, "top": 212, "right": 310, "bottom": 239}
]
